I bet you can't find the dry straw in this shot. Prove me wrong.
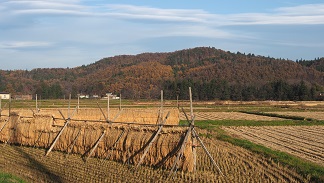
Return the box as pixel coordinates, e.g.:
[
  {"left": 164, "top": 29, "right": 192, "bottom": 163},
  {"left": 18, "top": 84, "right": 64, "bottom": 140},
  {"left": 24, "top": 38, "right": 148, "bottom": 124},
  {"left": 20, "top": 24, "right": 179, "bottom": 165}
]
[{"left": 0, "top": 109, "right": 194, "bottom": 172}]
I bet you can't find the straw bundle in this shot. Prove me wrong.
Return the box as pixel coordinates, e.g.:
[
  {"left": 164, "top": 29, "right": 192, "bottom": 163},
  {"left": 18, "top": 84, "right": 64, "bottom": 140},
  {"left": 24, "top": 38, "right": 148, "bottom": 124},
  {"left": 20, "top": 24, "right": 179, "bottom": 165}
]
[
  {"left": 0, "top": 111, "right": 193, "bottom": 171},
  {"left": 39, "top": 108, "right": 180, "bottom": 125}
]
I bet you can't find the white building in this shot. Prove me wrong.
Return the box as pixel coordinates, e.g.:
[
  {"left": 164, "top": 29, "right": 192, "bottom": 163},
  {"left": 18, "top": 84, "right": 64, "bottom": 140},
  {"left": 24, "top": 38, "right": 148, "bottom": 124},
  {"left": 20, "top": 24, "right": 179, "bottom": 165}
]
[{"left": 0, "top": 92, "right": 11, "bottom": 100}]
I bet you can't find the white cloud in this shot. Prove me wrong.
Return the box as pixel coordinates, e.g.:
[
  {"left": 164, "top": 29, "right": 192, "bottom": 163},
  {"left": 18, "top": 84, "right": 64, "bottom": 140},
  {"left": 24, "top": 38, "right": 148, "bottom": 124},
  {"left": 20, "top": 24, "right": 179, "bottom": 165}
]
[
  {"left": 0, "top": 41, "right": 53, "bottom": 49},
  {"left": 1, "top": 1, "right": 324, "bottom": 69}
]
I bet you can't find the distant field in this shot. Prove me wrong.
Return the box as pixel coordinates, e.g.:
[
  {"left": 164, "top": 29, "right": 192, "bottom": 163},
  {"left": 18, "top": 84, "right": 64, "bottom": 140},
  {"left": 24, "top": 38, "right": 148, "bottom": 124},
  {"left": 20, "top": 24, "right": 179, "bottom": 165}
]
[
  {"left": 180, "top": 112, "right": 284, "bottom": 121},
  {"left": 223, "top": 125, "right": 324, "bottom": 166}
]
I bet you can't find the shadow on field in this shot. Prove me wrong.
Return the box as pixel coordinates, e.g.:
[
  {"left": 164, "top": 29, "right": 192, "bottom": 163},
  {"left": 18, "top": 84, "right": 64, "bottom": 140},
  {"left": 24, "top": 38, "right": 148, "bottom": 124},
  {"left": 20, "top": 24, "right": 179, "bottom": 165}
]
[{"left": 12, "top": 146, "right": 63, "bottom": 183}]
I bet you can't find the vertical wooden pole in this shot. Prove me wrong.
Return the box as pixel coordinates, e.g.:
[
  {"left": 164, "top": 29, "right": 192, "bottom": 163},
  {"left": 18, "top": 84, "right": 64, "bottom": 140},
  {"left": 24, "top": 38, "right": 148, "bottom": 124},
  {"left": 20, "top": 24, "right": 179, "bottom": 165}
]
[
  {"left": 68, "top": 93, "right": 71, "bottom": 117},
  {"left": 9, "top": 95, "right": 11, "bottom": 117},
  {"left": 36, "top": 94, "right": 38, "bottom": 112},
  {"left": 77, "top": 94, "right": 80, "bottom": 113},
  {"left": 107, "top": 93, "right": 110, "bottom": 121},
  {"left": 119, "top": 93, "right": 122, "bottom": 110},
  {"left": 189, "top": 87, "right": 196, "bottom": 172},
  {"left": 0, "top": 97, "right": 2, "bottom": 117},
  {"left": 189, "top": 87, "right": 193, "bottom": 119},
  {"left": 160, "top": 90, "right": 163, "bottom": 124}
]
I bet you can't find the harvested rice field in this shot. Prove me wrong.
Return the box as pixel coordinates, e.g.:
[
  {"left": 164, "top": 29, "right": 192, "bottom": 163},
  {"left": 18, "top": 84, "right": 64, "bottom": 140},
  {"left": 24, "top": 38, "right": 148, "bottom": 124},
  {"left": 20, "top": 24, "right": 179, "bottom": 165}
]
[
  {"left": 1, "top": 100, "right": 324, "bottom": 182},
  {"left": 0, "top": 135, "right": 310, "bottom": 183},
  {"left": 180, "top": 112, "right": 284, "bottom": 121},
  {"left": 223, "top": 125, "right": 324, "bottom": 166}
]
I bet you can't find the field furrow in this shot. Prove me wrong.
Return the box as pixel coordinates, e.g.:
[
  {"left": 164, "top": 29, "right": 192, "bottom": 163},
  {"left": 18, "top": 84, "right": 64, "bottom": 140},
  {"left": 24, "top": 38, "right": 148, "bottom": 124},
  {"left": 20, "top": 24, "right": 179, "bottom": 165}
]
[{"left": 223, "top": 126, "right": 324, "bottom": 166}]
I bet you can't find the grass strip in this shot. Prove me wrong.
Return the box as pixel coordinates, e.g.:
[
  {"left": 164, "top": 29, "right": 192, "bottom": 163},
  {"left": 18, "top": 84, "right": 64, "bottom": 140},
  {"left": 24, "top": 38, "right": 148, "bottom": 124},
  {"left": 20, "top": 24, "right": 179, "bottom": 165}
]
[
  {"left": 180, "top": 120, "right": 324, "bottom": 128},
  {"left": 212, "top": 127, "right": 324, "bottom": 183},
  {"left": 0, "top": 172, "right": 26, "bottom": 183},
  {"left": 240, "top": 111, "right": 314, "bottom": 121}
]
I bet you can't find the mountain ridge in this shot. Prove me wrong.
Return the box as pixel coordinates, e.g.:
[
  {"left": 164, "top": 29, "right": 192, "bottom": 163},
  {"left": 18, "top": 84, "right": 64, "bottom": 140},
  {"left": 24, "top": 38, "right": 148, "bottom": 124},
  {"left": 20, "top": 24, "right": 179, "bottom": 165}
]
[{"left": 0, "top": 47, "right": 323, "bottom": 100}]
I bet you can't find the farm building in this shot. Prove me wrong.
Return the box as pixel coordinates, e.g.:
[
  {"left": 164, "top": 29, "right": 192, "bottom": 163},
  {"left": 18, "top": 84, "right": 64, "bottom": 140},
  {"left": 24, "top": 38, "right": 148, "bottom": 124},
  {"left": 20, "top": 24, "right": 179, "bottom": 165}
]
[
  {"left": 0, "top": 92, "right": 11, "bottom": 100},
  {"left": 14, "top": 94, "right": 33, "bottom": 100}
]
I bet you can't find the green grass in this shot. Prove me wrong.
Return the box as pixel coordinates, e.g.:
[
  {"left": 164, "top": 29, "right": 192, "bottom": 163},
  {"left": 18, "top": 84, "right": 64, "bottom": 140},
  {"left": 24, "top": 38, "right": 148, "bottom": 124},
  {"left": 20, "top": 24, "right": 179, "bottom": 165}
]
[
  {"left": 180, "top": 120, "right": 324, "bottom": 128},
  {"left": 240, "top": 111, "right": 315, "bottom": 121},
  {"left": 0, "top": 172, "right": 26, "bottom": 183}
]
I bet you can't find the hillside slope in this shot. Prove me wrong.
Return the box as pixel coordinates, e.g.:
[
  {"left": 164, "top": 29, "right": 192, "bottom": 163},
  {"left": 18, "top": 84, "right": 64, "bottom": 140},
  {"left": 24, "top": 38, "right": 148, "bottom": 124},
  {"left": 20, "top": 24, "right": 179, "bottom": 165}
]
[{"left": 0, "top": 47, "right": 323, "bottom": 100}]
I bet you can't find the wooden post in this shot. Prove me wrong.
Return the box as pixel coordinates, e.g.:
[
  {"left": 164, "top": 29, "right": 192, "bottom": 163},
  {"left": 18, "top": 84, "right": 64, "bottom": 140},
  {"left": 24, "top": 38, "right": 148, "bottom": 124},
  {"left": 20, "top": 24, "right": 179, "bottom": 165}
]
[
  {"left": 0, "top": 97, "right": 2, "bottom": 117},
  {"left": 135, "top": 111, "right": 170, "bottom": 169},
  {"left": 107, "top": 93, "right": 110, "bottom": 121},
  {"left": 68, "top": 93, "right": 71, "bottom": 117},
  {"left": 189, "top": 87, "right": 197, "bottom": 172},
  {"left": 36, "top": 94, "right": 38, "bottom": 112},
  {"left": 119, "top": 93, "right": 122, "bottom": 110},
  {"left": 160, "top": 90, "right": 163, "bottom": 124},
  {"left": 8, "top": 96, "right": 11, "bottom": 117},
  {"left": 77, "top": 94, "right": 80, "bottom": 113},
  {"left": 85, "top": 130, "right": 106, "bottom": 161}
]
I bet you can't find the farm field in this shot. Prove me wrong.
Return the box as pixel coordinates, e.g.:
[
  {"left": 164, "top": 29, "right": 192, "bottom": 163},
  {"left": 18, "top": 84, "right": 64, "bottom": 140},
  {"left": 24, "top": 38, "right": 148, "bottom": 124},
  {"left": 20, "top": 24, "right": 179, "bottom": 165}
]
[
  {"left": 0, "top": 133, "right": 309, "bottom": 183},
  {"left": 180, "top": 112, "right": 284, "bottom": 121},
  {"left": 1, "top": 99, "right": 324, "bottom": 182},
  {"left": 223, "top": 125, "right": 324, "bottom": 166}
]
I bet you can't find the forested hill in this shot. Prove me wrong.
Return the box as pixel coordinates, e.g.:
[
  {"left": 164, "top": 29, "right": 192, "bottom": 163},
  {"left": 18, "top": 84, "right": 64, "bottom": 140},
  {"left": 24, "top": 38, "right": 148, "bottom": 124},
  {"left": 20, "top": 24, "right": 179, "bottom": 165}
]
[{"left": 1, "top": 47, "right": 323, "bottom": 101}]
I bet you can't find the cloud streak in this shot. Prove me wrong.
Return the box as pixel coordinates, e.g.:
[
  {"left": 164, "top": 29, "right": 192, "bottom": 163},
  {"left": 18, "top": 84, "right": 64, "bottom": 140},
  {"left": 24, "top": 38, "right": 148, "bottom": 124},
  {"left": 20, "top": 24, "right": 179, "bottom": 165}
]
[
  {"left": 0, "top": 1, "right": 324, "bottom": 70},
  {"left": 4, "top": 1, "right": 324, "bottom": 25},
  {"left": 0, "top": 41, "right": 53, "bottom": 49}
]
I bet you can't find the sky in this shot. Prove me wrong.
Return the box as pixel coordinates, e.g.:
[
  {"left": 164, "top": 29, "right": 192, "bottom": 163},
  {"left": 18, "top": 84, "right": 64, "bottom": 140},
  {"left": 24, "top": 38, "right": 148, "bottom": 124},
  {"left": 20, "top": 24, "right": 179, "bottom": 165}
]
[{"left": 1, "top": 0, "right": 324, "bottom": 70}]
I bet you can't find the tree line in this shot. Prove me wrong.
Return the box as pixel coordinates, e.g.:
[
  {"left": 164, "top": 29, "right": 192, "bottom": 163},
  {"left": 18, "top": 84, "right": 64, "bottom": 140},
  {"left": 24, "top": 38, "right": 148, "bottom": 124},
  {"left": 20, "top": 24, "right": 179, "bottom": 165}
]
[{"left": 163, "top": 79, "right": 322, "bottom": 101}]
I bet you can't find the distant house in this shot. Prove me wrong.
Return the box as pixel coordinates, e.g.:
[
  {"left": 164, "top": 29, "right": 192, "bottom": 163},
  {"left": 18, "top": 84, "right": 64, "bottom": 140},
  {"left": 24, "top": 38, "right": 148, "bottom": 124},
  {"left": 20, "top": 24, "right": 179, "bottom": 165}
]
[
  {"left": 0, "top": 92, "right": 11, "bottom": 100},
  {"left": 14, "top": 94, "right": 33, "bottom": 100},
  {"left": 79, "top": 94, "right": 89, "bottom": 99},
  {"left": 92, "top": 94, "right": 99, "bottom": 99}
]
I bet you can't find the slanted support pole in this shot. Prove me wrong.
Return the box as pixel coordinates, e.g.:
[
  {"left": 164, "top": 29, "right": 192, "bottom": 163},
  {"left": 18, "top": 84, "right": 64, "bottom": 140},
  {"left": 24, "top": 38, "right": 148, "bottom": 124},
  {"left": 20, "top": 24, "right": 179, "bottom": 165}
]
[
  {"left": 97, "top": 102, "right": 111, "bottom": 123},
  {"left": 192, "top": 128, "right": 224, "bottom": 177},
  {"left": 67, "top": 128, "right": 82, "bottom": 155},
  {"left": 0, "top": 117, "right": 10, "bottom": 133},
  {"left": 135, "top": 111, "right": 170, "bottom": 169},
  {"left": 167, "top": 115, "right": 195, "bottom": 180},
  {"left": 103, "top": 129, "right": 126, "bottom": 161},
  {"left": 45, "top": 108, "right": 77, "bottom": 156},
  {"left": 112, "top": 108, "right": 124, "bottom": 122},
  {"left": 85, "top": 130, "right": 106, "bottom": 161},
  {"left": 33, "top": 130, "right": 44, "bottom": 147}
]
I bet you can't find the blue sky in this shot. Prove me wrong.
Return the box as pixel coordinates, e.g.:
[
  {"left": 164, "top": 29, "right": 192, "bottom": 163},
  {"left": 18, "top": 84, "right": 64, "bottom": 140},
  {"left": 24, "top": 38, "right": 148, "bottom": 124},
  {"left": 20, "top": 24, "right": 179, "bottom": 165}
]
[{"left": 1, "top": 0, "right": 324, "bottom": 70}]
